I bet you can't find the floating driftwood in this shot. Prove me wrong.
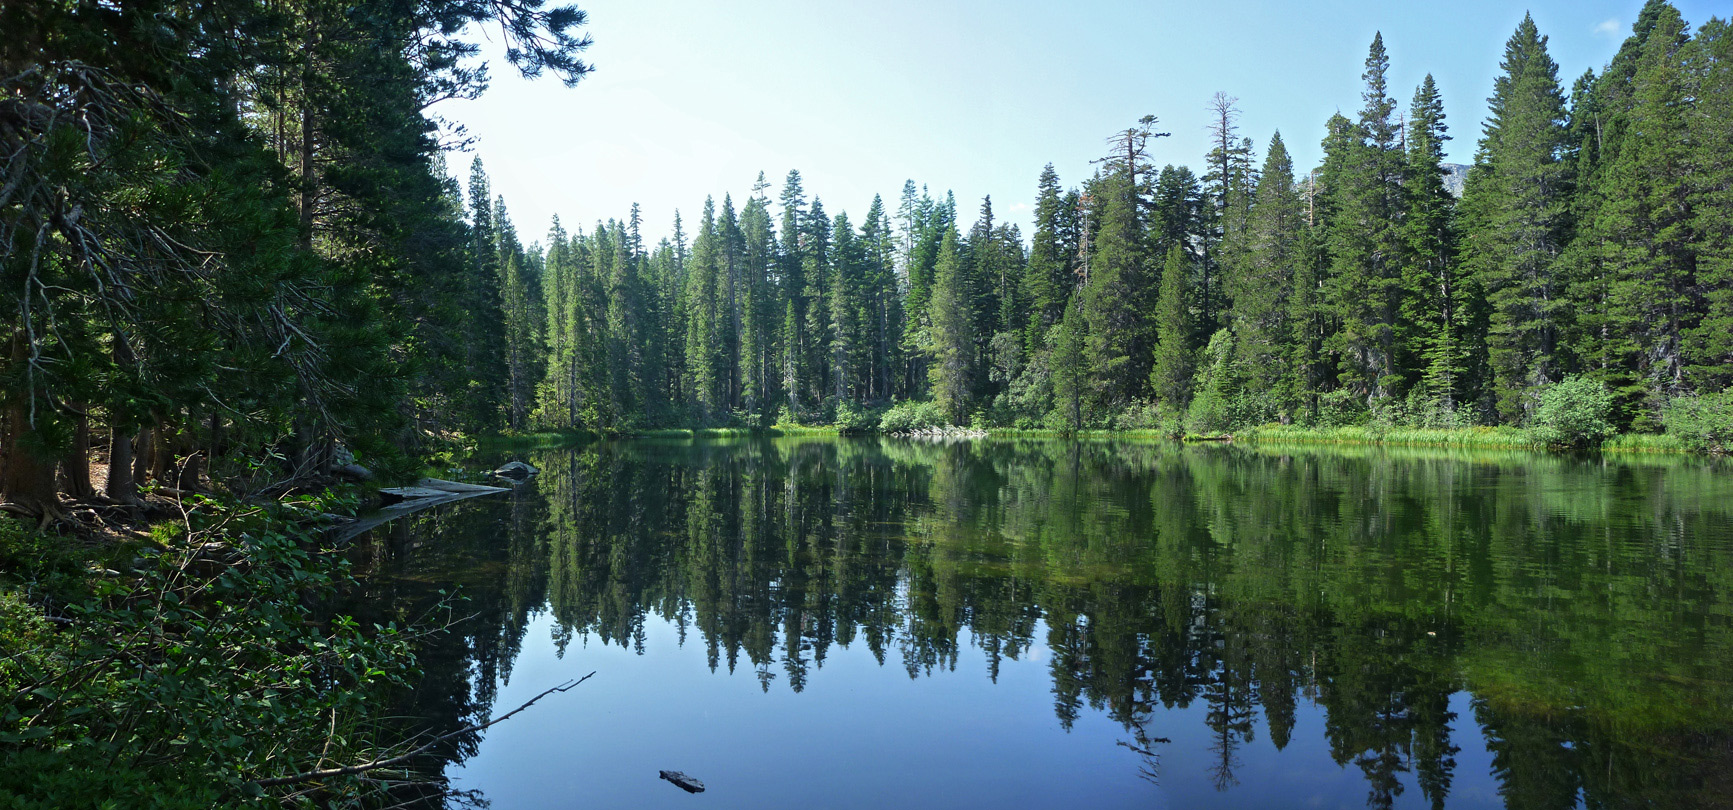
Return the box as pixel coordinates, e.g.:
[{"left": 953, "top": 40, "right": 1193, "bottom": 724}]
[
  {"left": 658, "top": 770, "right": 706, "bottom": 794},
  {"left": 327, "top": 478, "right": 509, "bottom": 544}
]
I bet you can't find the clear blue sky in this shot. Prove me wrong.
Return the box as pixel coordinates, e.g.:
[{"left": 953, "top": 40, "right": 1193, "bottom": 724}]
[{"left": 443, "top": 0, "right": 1726, "bottom": 247}]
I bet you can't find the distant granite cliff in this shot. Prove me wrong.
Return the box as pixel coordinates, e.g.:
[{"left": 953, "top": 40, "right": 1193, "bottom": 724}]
[{"left": 1442, "top": 163, "right": 1469, "bottom": 197}]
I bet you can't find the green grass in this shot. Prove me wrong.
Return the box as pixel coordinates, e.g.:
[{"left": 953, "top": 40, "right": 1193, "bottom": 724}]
[
  {"left": 485, "top": 429, "right": 598, "bottom": 448},
  {"left": 987, "top": 428, "right": 1178, "bottom": 439},
  {"left": 499, "top": 424, "right": 1703, "bottom": 455},
  {"left": 1238, "top": 424, "right": 1542, "bottom": 449},
  {"left": 1601, "top": 432, "right": 1691, "bottom": 454},
  {"left": 631, "top": 426, "right": 841, "bottom": 438},
  {"left": 1239, "top": 424, "right": 1697, "bottom": 454}
]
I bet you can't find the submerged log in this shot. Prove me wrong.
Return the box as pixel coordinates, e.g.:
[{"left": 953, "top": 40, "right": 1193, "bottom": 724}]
[{"left": 328, "top": 478, "right": 510, "bottom": 544}]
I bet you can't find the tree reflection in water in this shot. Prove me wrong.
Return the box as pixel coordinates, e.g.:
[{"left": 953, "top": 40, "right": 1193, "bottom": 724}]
[{"left": 347, "top": 438, "right": 1733, "bottom": 809}]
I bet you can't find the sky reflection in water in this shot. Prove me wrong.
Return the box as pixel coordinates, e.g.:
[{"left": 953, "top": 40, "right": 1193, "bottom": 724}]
[{"left": 352, "top": 438, "right": 1733, "bottom": 809}]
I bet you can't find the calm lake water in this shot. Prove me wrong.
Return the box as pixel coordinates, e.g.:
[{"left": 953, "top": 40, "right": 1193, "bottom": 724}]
[{"left": 345, "top": 438, "right": 1733, "bottom": 809}]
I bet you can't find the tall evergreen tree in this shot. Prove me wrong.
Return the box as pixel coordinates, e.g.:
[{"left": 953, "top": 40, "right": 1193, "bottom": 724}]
[
  {"left": 466, "top": 158, "right": 510, "bottom": 429},
  {"left": 1687, "top": 17, "right": 1733, "bottom": 391},
  {"left": 1401, "top": 75, "right": 1464, "bottom": 414},
  {"left": 1151, "top": 245, "right": 1195, "bottom": 410},
  {"left": 777, "top": 171, "right": 808, "bottom": 412},
  {"left": 1051, "top": 298, "right": 1087, "bottom": 431},
  {"left": 1232, "top": 132, "right": 1305, "bottom": 418},
  {"left": 685, "top": 199, "right": 725, "bottom": 421},
  {"left": 740, "top": 175, "right": 779, "bottom": 415},
  {"left": 926, "top": 229, "right": 974, "bottom": 424},
  {"left": 1583, "top": 4, "right": 1697, "bottom": 425},
  {"left": 1325, "top": 33, "right": 1409, "bottom": 404},
  {"left": 1081, "top": 171, "right": 1153, "bottom": 407},
  {"left": 1460, "top": 15, "right": 1574, "bottom": 421},
  {"left": 1023, "top": 164, "right": 1076, "bottom": 350}
]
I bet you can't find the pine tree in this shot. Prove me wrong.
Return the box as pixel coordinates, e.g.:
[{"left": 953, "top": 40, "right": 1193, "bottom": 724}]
[
  {"left": 685, "top": 199, "right": 725, "bottom": 422},
  {"left": 1401, "top": 76, "right": 1464, "bottom": 416},
  {"left": 1081, "top": 171, "right": 1153, "bottom": 407},
  {"left": 926, "top": 229, "right": 974, "bottom": 424},
  {"left": 777, "top": 171, "right": 807, "bottom": 413},
  {"left": 1687, "top": 17, "right": 1733, "bottom": 391},
  {"left": 801, "top": 197, "right": 833, "bottom": 408},
  {"left": 465, "top": 157, "right": 510, "bottom": 429},
  {"left": 1589, "top": 4, "right": 1696, "bottom": 425},
  {"left": 740, "top": 175, "right": 779, "bottom": 416},
  {"left": 1325, "top": 33, "right": 1408, "bottom": 404},
  {"left": 1151, "top": 245, "right": 1195, "bottom": 411},
  {"left": 1460, "top": 14, "right": 1574, "bottom": 422},
  {"left": 719, "top": 195, "right": 745, "bottom": 409},
  {"left": 829, "top": 211, "right": 865, "bottom": 402},
  {"left": 1023, "top": 164, "right": 1076, "bottom": 350},
  {"left": 1232, "top": 131, "right": 1305, "bottom": 419},
  {"left": 1204, "top": 93, "right": 1255, "bottom": 337},
  {"left": 497, "top": 197, "right": 546, "bottom": 430},
  {"left": 1051, "top": 298, "right": 1087, "bottom": 431},
  {"left": 861, "top": 195, "right": 902, "bottom": 401},
  {"left": 607, "top": 211, "right": 648, "bottom": 423}
]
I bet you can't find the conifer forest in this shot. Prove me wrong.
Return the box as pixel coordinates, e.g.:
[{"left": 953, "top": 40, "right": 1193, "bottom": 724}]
[
  {"left": 4, "top": 0, "right": 1733, "bottom": 807},
  {"left": 512, "top": 6, "right": 1733, "bottom": 445}
]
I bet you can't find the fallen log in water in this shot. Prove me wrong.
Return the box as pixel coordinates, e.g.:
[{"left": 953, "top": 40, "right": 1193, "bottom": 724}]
[
  {"left": 327, "top": 478, "right": 510, "bottom": 544},
  {"left": 659, "top": 770, "right": 706, "bottom": 793}
]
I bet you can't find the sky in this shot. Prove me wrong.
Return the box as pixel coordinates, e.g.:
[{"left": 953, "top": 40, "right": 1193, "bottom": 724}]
[{"left": 441, "top": 0, "right": 1727, "bottom": 247}]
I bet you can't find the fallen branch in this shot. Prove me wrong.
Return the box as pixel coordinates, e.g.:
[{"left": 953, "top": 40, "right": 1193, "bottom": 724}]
[{"left": 250, "top": 672, "right": 595, "bottom": 788}]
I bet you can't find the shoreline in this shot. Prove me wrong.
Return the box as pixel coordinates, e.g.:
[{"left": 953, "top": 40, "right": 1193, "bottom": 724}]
[{"left": 492, "top": 425, "right": 1706, "bottom": 455}]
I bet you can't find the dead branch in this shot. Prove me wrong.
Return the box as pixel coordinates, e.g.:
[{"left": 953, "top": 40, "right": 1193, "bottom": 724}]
[{"left": 250, "top": 672, "right": 595, "bottom": 788}]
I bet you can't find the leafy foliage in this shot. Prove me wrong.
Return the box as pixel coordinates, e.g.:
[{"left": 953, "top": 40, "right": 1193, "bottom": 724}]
[
  {"left": 1531, "top": 376, "right": 1617, "bottom": 448},
  {"left": 1664, "top": 391, "right": 1733, "bottom": 453},
  {"left": 0, "top": 504, "right": 427, "bottom": 806}
]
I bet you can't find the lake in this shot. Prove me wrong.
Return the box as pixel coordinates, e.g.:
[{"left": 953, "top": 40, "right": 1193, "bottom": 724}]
[{"left": 345, "top": 437, "right": 1733, "bottom": 809}]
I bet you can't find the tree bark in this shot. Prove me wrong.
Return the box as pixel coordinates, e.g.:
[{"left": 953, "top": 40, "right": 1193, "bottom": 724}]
[
  {"left": 150, "top": 422, "right": 172, "bottom": 485},
  {"left": 175, "top": 415, "right": 202, "bottom": 491},
  {"left": 106, "top": 424, "right": 137, "bottom": 503},
  {"left": 132, "top": 427, "right": 151, "bottom": 488},
  {"left": 59, "top": 405, "right": 94, "bottom": 500},
  {"left": 2, "top": 335, "right": 61, "bottom": 517}
]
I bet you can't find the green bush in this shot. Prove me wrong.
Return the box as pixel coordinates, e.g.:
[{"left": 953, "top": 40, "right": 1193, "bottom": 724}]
[
  {"left": 0, "top": 502, "right": 428, "bottom": 806},
  {"left": 1664, "top": 391, "right": 1733, "bottom": 453},
  {"left": 879, "top": 400, "right": 947, "bottom": 433},
  {"left": 1532, "top": 375, "right": 1616, "bottom": 448},
  {"left": 833, "top": 401, "right": 885, "bottom": 433},
  {"left": 1311, "top": 389, "right": 1369, "bottom": 428}
]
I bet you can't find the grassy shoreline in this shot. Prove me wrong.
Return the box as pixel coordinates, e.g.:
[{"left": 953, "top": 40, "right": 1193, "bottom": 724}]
[
  {"left": 1233, "top": 424, "right": 1694, "bottom": 454},
  {"left": 499, "top": 424, "right": 1704, "bottom": 455}
]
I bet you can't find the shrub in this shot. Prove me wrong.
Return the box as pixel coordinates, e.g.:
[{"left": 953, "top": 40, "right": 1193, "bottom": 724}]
[
  {"left": 1664, "top": 391, "right": 1733, "bottom": 453},
  {"left": 0, "top": 503, "right": 426, "bottom": 805},
  {"left": 1532, "top": 375, "right": 1616, "bottom": 448},
  {"left": 833, "top": 401, "right": 884, "bottom": 433},
  {"left": 879, "top": 400, "right": 947, "bottom": 433},
  {"left": 1111, "top": 399, "right": 1164, "bottom": 431},
  {"left": 1312, "top": 389, "right": 1369, "bottom": 428}
]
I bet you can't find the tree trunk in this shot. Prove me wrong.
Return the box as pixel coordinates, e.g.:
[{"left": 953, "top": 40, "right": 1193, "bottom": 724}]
[
  {"left": 177, "top": 448, "right": 203, "bottom": 491},
  {"left": 132, "top": 427, "right": 151, "bottom": 488},
  {"left": 2, "top": 335, "right": 60, "bottom": 517},
  {"left": 175, "top": 413, "right": 203, "bottom": 491},
  {"left": 59, "top": 405, "right": 94, "bottom": 500},
  {"left": 150, "top": 422, "right": 172, "bottom": 485},
  {"left": 107, "top": 424, "right": 137, "bottom": 503}
]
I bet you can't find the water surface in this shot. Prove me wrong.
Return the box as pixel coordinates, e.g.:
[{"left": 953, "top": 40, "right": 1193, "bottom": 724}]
[{"left": 349, "top": 438, "right": 1733, "bottom": 809}]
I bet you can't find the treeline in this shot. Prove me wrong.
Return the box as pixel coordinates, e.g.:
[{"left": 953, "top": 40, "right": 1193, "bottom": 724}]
[
  {"left": 1, "top": 0, "right": 590, "bottom": 514},
  {"left": 504, "top": 1, "right": 1731, "bottom": 434}
]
